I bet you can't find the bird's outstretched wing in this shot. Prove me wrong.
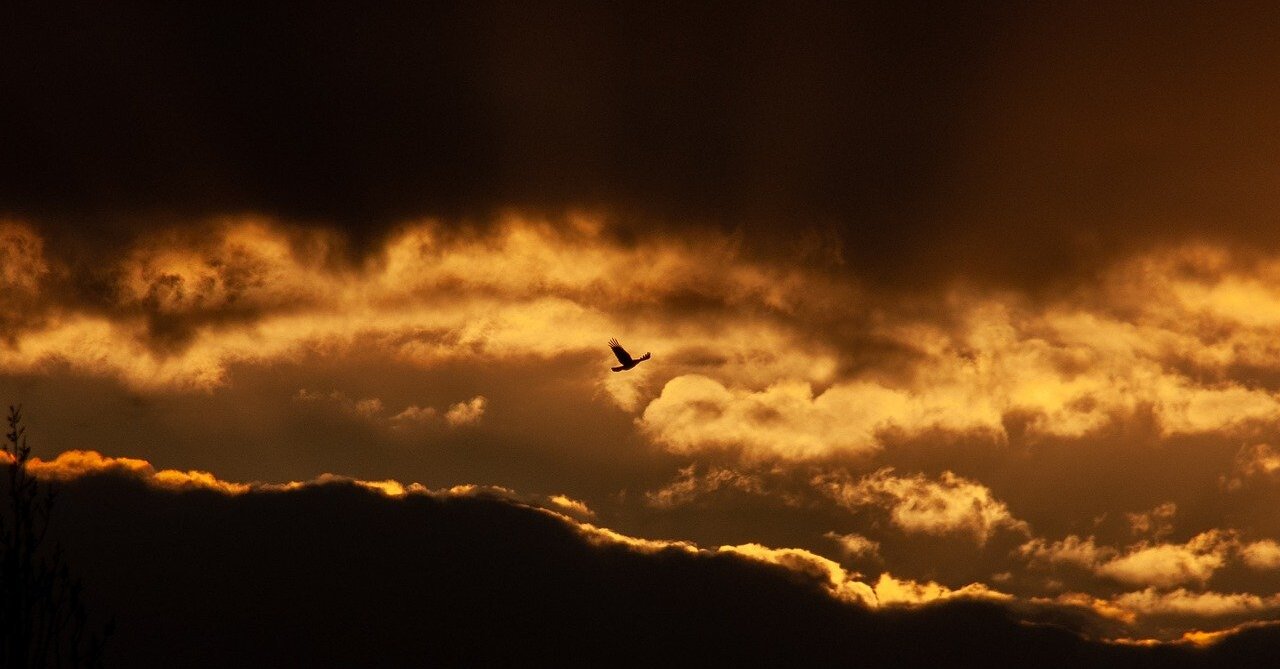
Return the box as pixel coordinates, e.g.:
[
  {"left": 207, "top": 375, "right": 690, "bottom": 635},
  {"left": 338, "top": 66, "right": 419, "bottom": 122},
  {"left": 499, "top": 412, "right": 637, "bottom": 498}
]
[{"left": 608, "top": 338, "right": 634, "bottom": 365}]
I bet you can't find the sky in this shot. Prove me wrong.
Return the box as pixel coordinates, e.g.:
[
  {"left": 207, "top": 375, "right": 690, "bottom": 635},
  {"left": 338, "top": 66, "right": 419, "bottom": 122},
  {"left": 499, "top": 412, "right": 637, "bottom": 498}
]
[{"left": 5, "top": 1, "right": 1280, "bottom": 661}]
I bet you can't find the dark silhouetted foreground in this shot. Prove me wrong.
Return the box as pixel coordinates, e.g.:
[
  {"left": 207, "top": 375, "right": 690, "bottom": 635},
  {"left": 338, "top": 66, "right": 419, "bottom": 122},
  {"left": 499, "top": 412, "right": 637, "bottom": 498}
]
[
  {"left": 0, "top": 407, "right": 108, "bottom": 668},
  {"left": 35, "top": 472, "right": 1280, "bottom": 668}
]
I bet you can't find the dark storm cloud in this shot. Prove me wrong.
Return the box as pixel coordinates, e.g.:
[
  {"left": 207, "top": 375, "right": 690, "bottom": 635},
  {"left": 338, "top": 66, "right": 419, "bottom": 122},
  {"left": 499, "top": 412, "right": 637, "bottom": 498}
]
[
  {"left": 17, "top": 1, "right": 1279, "bottom": 288},
  {"left": 6, "top": 0, "right": 983, "bottom": 234},
  {"left": 3, "top": 0, "right": 999, "bottom": 226},
  {"left": 7, "top": 2, "right": 1280, "bottom": 287},
  {"left": 39, "top": 471, "right": 1277, "bottom": 667}
]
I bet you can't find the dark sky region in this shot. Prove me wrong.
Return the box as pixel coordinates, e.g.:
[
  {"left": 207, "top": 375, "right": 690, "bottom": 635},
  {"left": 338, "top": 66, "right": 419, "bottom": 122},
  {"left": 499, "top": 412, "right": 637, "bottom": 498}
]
[{"left": 5, "top": 1, "right": 1280, "bottom": 664}]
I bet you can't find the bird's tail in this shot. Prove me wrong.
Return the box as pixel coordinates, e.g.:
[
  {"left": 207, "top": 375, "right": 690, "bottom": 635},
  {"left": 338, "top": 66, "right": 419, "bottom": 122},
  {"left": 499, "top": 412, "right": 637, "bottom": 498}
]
[{"left": 638, "top": 352, "right": 651, "bottom": 361}]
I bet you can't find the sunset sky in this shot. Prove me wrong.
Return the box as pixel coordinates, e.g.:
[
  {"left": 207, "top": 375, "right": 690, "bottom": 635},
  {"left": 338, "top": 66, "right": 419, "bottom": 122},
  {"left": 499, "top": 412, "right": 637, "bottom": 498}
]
[{"left": 5, "top": 1, "right": 1280, "bottom": 661}]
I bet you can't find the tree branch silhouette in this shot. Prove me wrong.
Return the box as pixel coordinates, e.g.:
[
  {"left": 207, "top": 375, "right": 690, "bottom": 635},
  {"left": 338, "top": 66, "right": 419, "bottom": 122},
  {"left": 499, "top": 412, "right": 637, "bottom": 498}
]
[{"left": 1, "top": 405, "right": 110, "bottom": 668}]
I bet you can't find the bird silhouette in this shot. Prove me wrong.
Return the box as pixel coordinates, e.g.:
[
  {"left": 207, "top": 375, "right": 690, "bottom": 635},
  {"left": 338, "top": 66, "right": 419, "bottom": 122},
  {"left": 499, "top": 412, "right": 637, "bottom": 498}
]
[{"left": 608, "top": 338, "right": 651, "bottom": 372}]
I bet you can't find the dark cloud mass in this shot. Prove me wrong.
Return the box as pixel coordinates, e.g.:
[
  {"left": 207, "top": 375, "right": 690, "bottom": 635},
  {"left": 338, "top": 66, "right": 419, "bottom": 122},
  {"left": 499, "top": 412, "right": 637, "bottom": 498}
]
[
  {"left": 7, "top": 2, "right": 1278, "bottom": 286},
  {"left": 39, "top": 472, "right": 1277, "bottom": 667},
  {"left": 7, "top": 2, "right": 1280, "bottom": 661}
]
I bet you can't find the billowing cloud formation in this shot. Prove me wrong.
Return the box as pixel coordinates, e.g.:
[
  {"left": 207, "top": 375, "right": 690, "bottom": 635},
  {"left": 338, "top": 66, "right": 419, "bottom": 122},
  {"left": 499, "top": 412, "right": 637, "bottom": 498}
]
[
  {"left": 1096, "top": 531, "right": 1237, "bottom": 588},
  {"left": 10, "top": 449, "right": 251, "bottom": 495},
  {"left": 1240, "top": 540, "right": 1280, "bottom": 570},
  {"left": 640, "top": 375, "right": 995, "bottom": 460},
  {"left": 871, "top": 573, "right": 1011, "bottom": 607},
  {"left": 817, "top": 468, "right": 1028, "bottom": 544},
  {"left": 1111, "top": 589, "right": 1280, "bottom": 619},
  {"left": 1020, "top": 531, "right": 1238, "bottom": 586},
  {"left": 444, "top": 396, "right": 487, "bottom": 426},
  {"left": 0, "top": 217, "right": 838, "bottom": 395},
  {"left": 8, "top": 219, "right": 1280, "bottom": 464}
]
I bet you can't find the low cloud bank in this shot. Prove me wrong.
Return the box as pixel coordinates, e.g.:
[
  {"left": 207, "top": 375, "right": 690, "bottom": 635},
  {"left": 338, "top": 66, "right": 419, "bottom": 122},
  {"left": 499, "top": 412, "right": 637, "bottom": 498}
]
[{"left": 17, "top": 457, "right": 1277, "bottom": 667}]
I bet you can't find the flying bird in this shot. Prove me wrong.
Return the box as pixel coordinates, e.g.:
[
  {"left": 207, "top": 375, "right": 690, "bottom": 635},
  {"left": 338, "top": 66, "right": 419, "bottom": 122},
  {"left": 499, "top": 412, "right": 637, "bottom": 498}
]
[{"left": 608, "top": 338, "right": 651, "bottom": 372}]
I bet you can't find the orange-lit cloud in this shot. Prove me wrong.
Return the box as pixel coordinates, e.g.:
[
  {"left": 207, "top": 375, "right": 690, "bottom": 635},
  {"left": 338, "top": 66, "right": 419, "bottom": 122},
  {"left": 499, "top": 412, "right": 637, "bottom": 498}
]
[
  {"left": 0, "top": 216, "right": 841, "bottom": 400},
  {"left": 1110, "top": 588, "right": 1280, "bottom": 618},
  {"left": 15, "top": 449, "right": 251, "bottom": 495},
  {"left": 1126, "top": 502, "right": 1178, "bottom": 539},
  {"left": 1017, "top": 535, "right": 1117, "bottom": 569},
  {"left": 0, "top": 221, "right": 50, "bottom": 297},
  {"left": 644, "top": 464, "right": 767, "bottom": 509},
  {"left": 817, "top": 468, "right": 1029, "bottom": 544},
  {"left": 871, "top": 572, "right": 1011, "bottom": 607},
  {"left": 547, "top": 494, "right": 595, "bottom": 518},
  {"left": 9, "top": 217, "right": 1280, "bottom": 463},
  {"left": 1240, "top": 540, "right": 1280, "bottom": 570},
  {"left": 444, "top": 396, "right": 487, "bottom": 426},
  {"left": 824, "top": 532, "right": 882, "bottom": 561},
  {"left": 295, "top": 388, "right": 485, "bottom": 430},
  {"left": 1095, "top": 530, "right": 1237, "bottom": 588},
  {"left": 717, "top": 543, "right": 877, "bottom": 605}
]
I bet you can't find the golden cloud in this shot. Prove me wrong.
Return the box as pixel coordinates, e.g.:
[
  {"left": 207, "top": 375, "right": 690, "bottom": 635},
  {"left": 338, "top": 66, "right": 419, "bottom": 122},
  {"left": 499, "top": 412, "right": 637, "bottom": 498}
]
[
  {"left": 16, "top": 449, "right": 251, "bottom": 495},
  {"left": 444, "top": 396, "right": 487, "bottom": 427},
  {"left": 9, "top": 217, "right": 1280, "bottom": 464},
  {"left": 871, "top": 572, "right": 1011, "bottom": 607},
  {"left": 823, "top": 532, "right": 882, "bottom": 561},
  {"left": 547, "top": 494, "right": 596, "bottom": 518},
  {"left": 718, "top": 543, "right": 877, "bottom": 606},
  {"left": 296, "top": 388, "right": 486, "bottom": 430},
  {"left": 644, "top": 464, "right": 767, "bottom": 509},
  {"left": 817, "top": 468, "right": 1029, "bottom": 544},
  {"left": 0, "top": 221, "right": 50, "bottom": 297},
  {"left": 1126, "top": 502, "right": 1178, "bottom": 539},
  {"left": 1095, "top": 531, "right": 1237, "bottom": 588},
  {"left": 0, "top": 216, "right": 841, "bottom": 402},
  {"left": 1017, "top": 535, "right": 1117, "bottom": 569},
  {"left": 1240, "top": 539, "right": 1280, "bottom": 570},
  {"left": 1110, "top": 588, "right": 1280, "bottom": 618}
]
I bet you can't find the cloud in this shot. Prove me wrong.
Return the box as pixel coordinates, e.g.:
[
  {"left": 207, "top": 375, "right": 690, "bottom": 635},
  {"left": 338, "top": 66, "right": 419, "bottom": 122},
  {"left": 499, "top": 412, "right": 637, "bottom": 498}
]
[
  {"left": 636, "top": 246, "right": 1280, "bottom": 460},
  {"left": 816, "top": 468, "right": 1028, "bottom": 544},
  {"left": 296, "top": 388, "right": 484, "bottom": 429},
  {"left": 871, "top": 572, "right": 1011, "bottom": 607},
  {"left": 1237, "top": 444, "right": 1280, "bottom": 478},
  {"left": 389, "top": 405, "right": 437, "bottom": 426},
  {"left": 1111, "top": 588, "right": 1280, "bottom": 619},
  {"left": 444, "top": 396, "right": 487, "bottom": 427},
  {"left": 0, "top": 221, "right": 50, "bottom": 297},
  {"left": 547, "top": 494, "right": 595, "bottom": 519},
  {"left": 1017, "top": 535, "right": 1116, "bottom": 569},
  {"left": 1095, "top": 531, "right": 1237, "bottom": 588},
  {"left": 717, "top": 543, "right": 876, "bottom": 606},
  {"left": 1127, "top": 502, "right": 1178, "bottom": 538},
  {"left": 640, "top": 375, "right": 998, "bottom": 461},
  {"left": 1240, "top": 540, "right": 1280, "bottom": 570},
  {"left": 11, "top": 449, "right": 250, "bottom": 495},
  {"left": 0, "top": 217, "right": 841, "bottom": 396},
  {"left": 11, "top": 219, "right": 1280, "bottom": 463},
  {"left": 1225, "top": 443, "right": 1280, "bottom": 491},
  {"left": 824, "top": 532, "right": 882, "bottom": 561},
  {"left": 644, "top": 464, "right": 767, "bottom": 509},
  {"left": 1020, "top": 530, "right": 1280, "bottom": 588}
]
